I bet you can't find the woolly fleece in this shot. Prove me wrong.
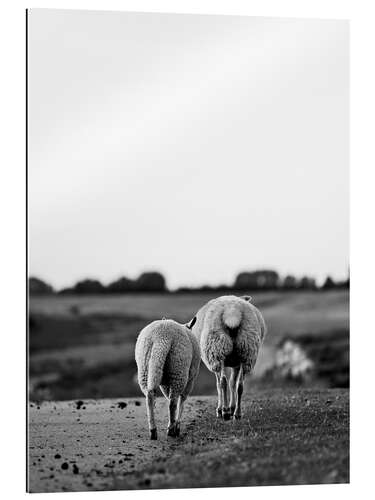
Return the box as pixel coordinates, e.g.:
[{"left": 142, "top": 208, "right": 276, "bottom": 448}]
[
  {"left": 192, "top": 295, "right": 267, "bottom": 375},
  {"left": 135, "top": 319, "right": 200, "bottom": 399}
]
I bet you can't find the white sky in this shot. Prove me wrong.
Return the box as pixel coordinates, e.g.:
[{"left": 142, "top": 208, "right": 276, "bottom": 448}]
[{"left": 28, "top": 9, "right": 349, "bottom": 290}]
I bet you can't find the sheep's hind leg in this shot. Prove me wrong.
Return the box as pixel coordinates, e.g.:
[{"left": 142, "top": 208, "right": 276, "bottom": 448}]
[
  {"left": 221, "top": 366, "right": 231, "bottom": 420},
  {"left": 233, "top": 366, "right": 244, "bottom": 420},
  {"left": 215, "top": 372, "right": 223, "bottom": 418},
  {"left": 146, "top": 390, "right": 158, "bottom": 440},
  {"left": 167, "top": 397, "right": 179, "bottom": 437},
  {"left": 174, "top": 394, "right": 187, "bottom": 437},
  {"left": 229, "top": 366, "right": 240, "bottom": 417},
  {"left": 174, "top": 376, "right": 195, "bottom": 435}
]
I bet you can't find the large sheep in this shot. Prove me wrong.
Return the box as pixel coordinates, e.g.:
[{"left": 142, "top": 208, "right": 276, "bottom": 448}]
[
  {"left": 135, "top": 318, "right": 200, "bottom": 439},
  {"left": 191, "top": 295, "right": 266, "bottom": 420}
]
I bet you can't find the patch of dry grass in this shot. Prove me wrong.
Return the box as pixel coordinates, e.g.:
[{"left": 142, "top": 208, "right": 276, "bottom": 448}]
[{"left": 117, "top": 389, "right": 349, "bottom": 489}]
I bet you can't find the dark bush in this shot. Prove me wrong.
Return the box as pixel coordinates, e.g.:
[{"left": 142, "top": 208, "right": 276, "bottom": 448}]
[
  {"left": 134, "top": 272, "right": 166, "bottom": 292},
  {"left": 234, "top": 270, "right": 279, "bottom": 290},
  {"left": 298, "top": 276, "right": 317, "bottom": 290},
  {"left": 29, "top": 277, "right": 54, "bottom": 295},
  {"left": 73, "top": 279, "right": 105, "bottom": 294},
  {"left": 107, "top": 276, "right": 134, "bottom": 293},
  {"left": 283, "top": 275, "right": 297, "bottom": 290},
  {"left": 322, "top": 276, "right": 336, "bottom": 290}
]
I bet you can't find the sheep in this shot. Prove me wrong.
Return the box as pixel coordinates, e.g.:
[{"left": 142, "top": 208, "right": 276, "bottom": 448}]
[
  {"left": 191, "top": 295, "right": 266, "bottom": 420},
  {"left": 135, "top": 317, "right": 200, "bottom": 439}
]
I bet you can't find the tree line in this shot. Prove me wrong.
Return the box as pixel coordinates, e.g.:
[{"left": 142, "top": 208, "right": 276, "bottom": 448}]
[{"left": 29, "top": 269, "right": 349, "bottom": 296}]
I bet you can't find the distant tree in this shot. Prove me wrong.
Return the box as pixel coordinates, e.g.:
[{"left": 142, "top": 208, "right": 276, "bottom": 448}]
[
  {"left": 234, "top": 270, "right": 279, "bottom": 290},
  {"left": 234, "top": 272, "right": 257, "bottom": 289},
  {"left": 73, "top": 279, "right": 105, "bottom": 294},
  {"left": 322, "top": 276, "right": 336, "bottom": 290},
  {"left": 29, "top": 277, "right": 54, "bottom": 295},
  {"left": 298, "top": 276, "right": 317, "bottom": 290},
  {"left": 339, "top": 269, "right": 350, "bottom": 289},
  {"left": 135, "top": 272, "right": 167, "bottom": 292},
  {"left": 344, "top": 273, "right": 350, "bottom": 289},
  {"left": 107, "top": 276, "right": 134, "bottom": 293},
  {"left": 283, "top": 275, "right": 297, "bottom": 290}
]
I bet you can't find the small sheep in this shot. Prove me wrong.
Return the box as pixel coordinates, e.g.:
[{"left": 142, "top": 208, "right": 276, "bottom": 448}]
[
  {"left": 191, "top": 295, "right": 266, "bottom": 420},
  {"left": 135, "top": 318, "right": 200, "bottom": 439}
]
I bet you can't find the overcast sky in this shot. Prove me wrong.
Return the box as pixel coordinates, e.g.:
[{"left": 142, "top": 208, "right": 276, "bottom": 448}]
[{"left": 28, "top": 9, "right": 349, "bottom": 290}]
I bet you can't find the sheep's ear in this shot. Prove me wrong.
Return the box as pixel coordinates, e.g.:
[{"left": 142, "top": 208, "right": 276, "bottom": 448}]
[
  {"left": 186, "top": 316, "right": 197, "bottom": 330},
  {"left": 241, "top": 295, "right": 252, "bottom": 302}
]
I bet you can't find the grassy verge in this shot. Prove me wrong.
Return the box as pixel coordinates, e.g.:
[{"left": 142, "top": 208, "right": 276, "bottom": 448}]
[{"left": 117, "top": 389, "right": 349, "bottom": 489}]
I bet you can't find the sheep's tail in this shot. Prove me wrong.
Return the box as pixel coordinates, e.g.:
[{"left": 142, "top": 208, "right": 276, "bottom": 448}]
[
  {"left": 147, "top": 339, "right": 172, "bottom": 391},
  {"left": 222, "top": 303, "right": 242, "bottom": 330}
]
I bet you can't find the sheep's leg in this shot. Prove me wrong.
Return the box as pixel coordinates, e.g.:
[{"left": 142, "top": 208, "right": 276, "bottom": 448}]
[
  {"left": 174, "top": 375, "right": 195, "bottom": 435},
  {"left": 233, "top": 366, "right": 244, "bottom": 420},
  {"left": 229, "top": 366, "right": 240, "bottom": 416},
  {"left": 174, "top": 394, "right": 187, "bottom": 437},
  {"left": 146, "top": 390, "right": 157, "bottom": 440},
  {"left": 167, "top": 397, "right": 179, "bottom": 437},
  {"left": 221, "top": 367, "right": 231, "bottom": 421},
  {"left": 215, "top": 372, "right": 223, "bottom": 418}
]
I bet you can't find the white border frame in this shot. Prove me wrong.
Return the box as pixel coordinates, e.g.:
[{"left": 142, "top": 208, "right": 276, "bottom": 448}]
[{"left": 1, "top": 1, "right": 375, "bottom": 499}]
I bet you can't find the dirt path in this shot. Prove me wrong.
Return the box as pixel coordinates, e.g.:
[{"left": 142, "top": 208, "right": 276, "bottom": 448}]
[
  {"left": 28, "top": 396, "right": 207, "bottom": 492},
  {"left": 28, "top": 389, "right": 349, "bottom": 492}
]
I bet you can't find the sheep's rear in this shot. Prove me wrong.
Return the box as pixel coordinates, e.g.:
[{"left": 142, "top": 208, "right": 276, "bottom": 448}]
[{"left": 135, "top": 319, "right": 200, "bottom": 439}]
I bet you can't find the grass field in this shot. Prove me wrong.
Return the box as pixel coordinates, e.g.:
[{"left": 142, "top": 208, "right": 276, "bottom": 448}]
[
  {"left": 29, "top": 290, "right": 349, "bottom": 401},
  {"left": 30, "top": 290, "right": 349, "bottom": 339}
]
